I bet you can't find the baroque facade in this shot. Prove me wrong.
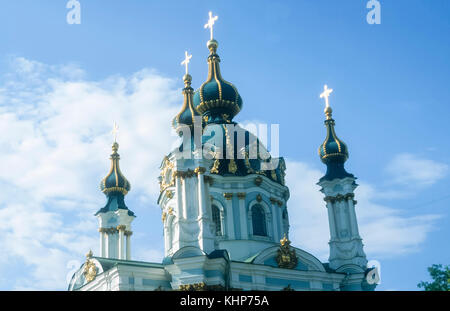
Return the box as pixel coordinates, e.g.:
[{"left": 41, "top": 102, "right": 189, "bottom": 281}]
[{"left": 68, "top": 14, "right": 377, "bottom": 291}]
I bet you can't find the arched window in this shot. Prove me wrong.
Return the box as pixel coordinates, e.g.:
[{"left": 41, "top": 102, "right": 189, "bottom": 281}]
[
  {"left": 252, "top": 204, "right": 267, "bottom": 236},
  {"left": 212, "top": 205, "right": 222, "bottom": 236}
]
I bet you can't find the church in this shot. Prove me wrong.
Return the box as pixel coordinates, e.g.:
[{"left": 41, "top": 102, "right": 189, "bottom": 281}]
[{"left": 68, "top": 12, "right": 377, "bottom": 291}]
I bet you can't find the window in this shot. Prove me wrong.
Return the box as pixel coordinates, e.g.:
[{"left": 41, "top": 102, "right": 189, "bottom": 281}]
[
  {"left": 252, "top": 204, "right": 267, "bottom": 236},
  {"left": 212, "top": 205, "right": 222, "bottom": 236}
]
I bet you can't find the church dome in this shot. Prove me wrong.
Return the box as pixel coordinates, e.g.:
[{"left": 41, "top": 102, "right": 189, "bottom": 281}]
[
  {"left": 193, "top": 40, "right": 242, "bottom": 123},
  {"left": 318, "top": 106, "right": 353, "bottom": 181},
  {"left": 172, "top": 74, "right": 202, "bottom": 135},
  {"left": 100, "top": 142, "right": 131, "bottom": 195},
  {"left": 202, "top": 122, "right": 286, "bottom": 185},
  {"left": 318, "top": 107, "right": 349, "bottom": 165}
]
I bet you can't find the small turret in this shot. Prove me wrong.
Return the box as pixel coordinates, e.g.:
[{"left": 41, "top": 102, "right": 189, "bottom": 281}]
[{"left": 96, "top": 126, "right": 135, "bottom": 260}]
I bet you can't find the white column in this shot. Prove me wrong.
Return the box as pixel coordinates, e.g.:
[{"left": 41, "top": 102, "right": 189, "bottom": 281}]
[
  {"left": 126, "top": 232, "right": 131, "bottom": 260},
  {"left": 326, "top": 201, "right": 337, "bottom": 239},
  {"left": 347, "top": 197, "right": 360, "bottom": 237},
  {"left": 99, "top": 230, "right": 105, "bottom": 257},
  {"left": 271, "top": 203, "right": 279, "bottom": 242},
  {"left": 197, "top": 169, "right": 207, "bottom": 218},
  {"left": 338, "top": 201, "right": 347, "bottom": 235},
  {"left": 224, "top": 194, "right": 235, "bottom": 239},
  {"left": 238, "top": 194, "right": 248, "bottom": 240},
  {"left": 105, "top": 232, "right": 110, "bottom": 258},
  {"left": 118, "top": 226, "right": 125, "bottom": 260},
  {"left": 276, "top": 203, "right": 283, "bottom": 238},
  {"left": 181, "top": 177, "right": 188, "bottom": 219},
  {"left": 175, "top": 174, "right": 183, "bottom": 219}
]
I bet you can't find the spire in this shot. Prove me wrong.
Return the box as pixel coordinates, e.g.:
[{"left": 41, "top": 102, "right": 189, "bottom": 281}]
[
  {"left": 172, "top": 51, "right": 201, "bottom": 135},
  {"left": 97, "top": 125, "right": 134, "bottom": 216},
  {"left": 193, "top": 11, "right": 243, "bottom": 124},
  {"left": 318, "top": 85, "right": 353, "bottom": 181}
]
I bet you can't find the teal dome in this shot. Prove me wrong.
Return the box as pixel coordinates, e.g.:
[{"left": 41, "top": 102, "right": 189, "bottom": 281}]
[
  {"left": 193, "top": 40, "right": 242, "bottom": 123},
  {"left": 318, "top": 107, "right": 353, "bottom": 181},
  {"left": 97, "top": 142, "right": 134, "bottom": 217},
  {"left": 201, "top": 123, "right": 286, "bottom": 186},
  {"left": 172, "top": 74, "right": 202, "bottom": 135},
  {"left": 100, "top": 142, "right": 131, "bottom": 196},
  {"left": 318, "top": 118, "right": 349, "bottom": 165}
]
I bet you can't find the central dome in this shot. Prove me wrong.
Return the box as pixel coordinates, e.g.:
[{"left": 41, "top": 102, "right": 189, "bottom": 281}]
[{"left": 193, "top": 40, "right": 243, "bottom": 123}]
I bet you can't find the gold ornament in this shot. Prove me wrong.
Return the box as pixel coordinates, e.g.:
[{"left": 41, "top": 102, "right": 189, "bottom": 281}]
[
  {"left": 228, "top": 159, "right": 237, "bottom": 174},
  {"left": 159, "top": 157, "right": 174, "bottom": 192},
  {"left": 276, "top": 235, "right": 298, "bottom": 269},
  {"left": 83, "top": 251, "right": 97, "bottom": 283},
  {"left": 223, "top": 193, "right": 233, "bottom": 200},
  {"left": 210, "top": 159, "right": 220, "bottom": 174}
]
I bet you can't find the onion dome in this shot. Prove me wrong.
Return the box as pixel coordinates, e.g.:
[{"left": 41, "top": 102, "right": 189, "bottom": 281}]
[
  {"left": 97, "top": 142, "right": 134, "bottom": 216},
  {"left": 193, "top": 39, "right": 243, "bottom": 124},
  {"left": 172, "top": 74, "right": 202, "bottom": 135},
  {"left": 318, "top": 107, "right": 353, "bottom": 181},
  {"left": 100, "top": 142, "right": 130, "bottom": 195}
]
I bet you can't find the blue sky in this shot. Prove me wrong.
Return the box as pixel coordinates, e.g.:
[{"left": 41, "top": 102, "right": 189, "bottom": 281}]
[{"left": 0, "top": 0, "right": 448, "bottom": 290}]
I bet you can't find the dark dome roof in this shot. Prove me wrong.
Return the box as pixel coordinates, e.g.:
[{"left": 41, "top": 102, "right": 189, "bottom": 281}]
[
  {"left": 318, "top": 118, "right": 349, "bottom": 165},
  {"left": 193, "top": 40, "right": 242, "bottom": 123},
  {"left": 318, "top": 107, "right": 354, "bottom": 182},
  {"left": 100, "top": 142, "right": 131, "bottom": 195},
  {"left": 172, "top": 74, "right": 202, "bottom": 135}
]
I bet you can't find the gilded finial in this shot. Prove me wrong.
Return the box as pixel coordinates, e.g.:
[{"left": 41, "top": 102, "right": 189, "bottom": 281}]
[
  {"left": 207, "top": 39, "right": 218, "bottom": 54},
  {"left": 112, "top": 141, "right": 119, "bottom": 155},
  {"left": 86, "top": 249, "right": 93, "bottom": 258},
  {"left": 183, "top": 74, "right": 192, "bottom": 88},
  {"left": 320, "top": 84, "right": 333, "bottom": 120}
]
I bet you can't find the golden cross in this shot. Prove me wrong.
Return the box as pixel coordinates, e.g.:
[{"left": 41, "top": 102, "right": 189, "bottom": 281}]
[
  {"left": 320, "top": 84, "right": 333, "bottom": 108},
  {"left": 204, "top": 11, "right": 218, "bottom": 40},
  {"left": 181, "top": 51, "right": 192, "bottom": 75},
  {"left": 112, "top": 121, "right": 119, "bottom": 143}
]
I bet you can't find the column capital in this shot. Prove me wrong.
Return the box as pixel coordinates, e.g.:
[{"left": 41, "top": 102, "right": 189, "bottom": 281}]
[
  {"left": 124, "top": 230, "right": 133, "bottom": 237},
  {"left": 223, "top": 193, "right": 233, "bottom": 200},
  {"left": 237, "top": 192, "right": 246, "bottom": 200},
  {"left": 194, "top": 167, "right": 206, "bottom": 175}
]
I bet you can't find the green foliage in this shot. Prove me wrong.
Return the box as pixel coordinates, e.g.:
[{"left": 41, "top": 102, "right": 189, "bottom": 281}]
[{"left": 417, "top": 264, "right": 450, "bottom": 291}]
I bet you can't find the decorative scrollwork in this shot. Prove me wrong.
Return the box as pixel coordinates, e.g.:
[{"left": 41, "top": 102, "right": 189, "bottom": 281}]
[
  {"left": 160, "top": 157, "right": 175, "bottom": 192},
  {"left": 179, "top": 282, "right": 207, "bottom": 291}
]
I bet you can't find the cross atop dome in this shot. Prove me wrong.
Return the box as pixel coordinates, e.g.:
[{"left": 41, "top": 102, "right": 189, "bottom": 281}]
[
  {"left": 320, "top": 84, "right": 333, "bottom": 108},
  {"left": 112, "top": 121, "right": 119, "bottom": 143},
  {"left": 204, "top": 11, "right": 218, "bottom": 40},
  {"left": 181, "top": 51, "right": 192, "bottom": 75},
  {"left": 320, "top": 85, "right": 334, "bottom": 120}
]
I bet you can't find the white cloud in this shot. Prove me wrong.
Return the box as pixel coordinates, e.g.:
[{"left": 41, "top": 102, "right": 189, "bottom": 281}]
[
  {"left": 0, "top": 57, "right": 180, "bottom": 290},
  {"left": 285, "top": 159, "right": 440, "bottom": 262},
  {"left": 385, "top": 153, "right": 448, "bottom": 187}
]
